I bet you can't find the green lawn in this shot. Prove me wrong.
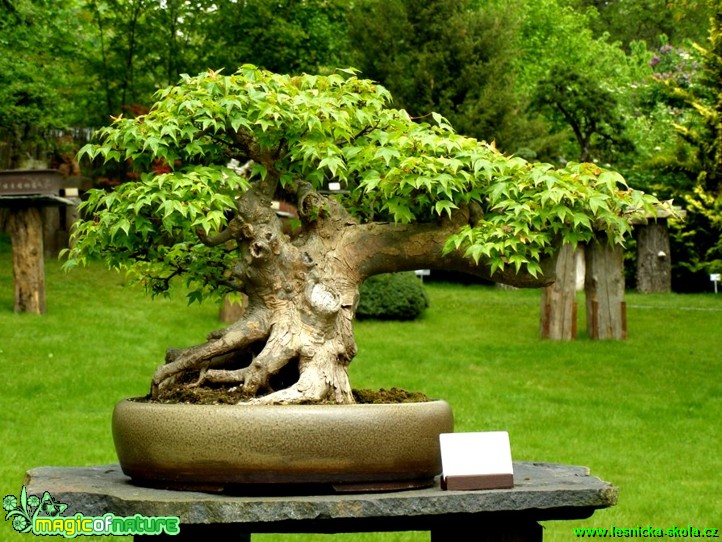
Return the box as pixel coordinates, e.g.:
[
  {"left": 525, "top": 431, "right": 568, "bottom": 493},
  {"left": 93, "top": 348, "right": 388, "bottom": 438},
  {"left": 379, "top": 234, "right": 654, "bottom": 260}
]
[{"left": 1, "top": 241, "right": 720, "bottom": 541}]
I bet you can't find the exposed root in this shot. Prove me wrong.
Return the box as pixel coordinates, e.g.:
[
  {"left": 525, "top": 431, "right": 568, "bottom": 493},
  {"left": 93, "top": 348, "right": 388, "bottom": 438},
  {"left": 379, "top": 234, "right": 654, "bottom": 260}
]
[
  {"left": 189, "top": 367, "right": 247, "bottom": 387},
  {"left": 246, "top": 384, "right": 326, "bottom": 405},
  {"left": 244, "top": 345, "right": 354, "bottom": 405},
  {"left": 151, "top": 311, "right": 270, "bottom": 399}
]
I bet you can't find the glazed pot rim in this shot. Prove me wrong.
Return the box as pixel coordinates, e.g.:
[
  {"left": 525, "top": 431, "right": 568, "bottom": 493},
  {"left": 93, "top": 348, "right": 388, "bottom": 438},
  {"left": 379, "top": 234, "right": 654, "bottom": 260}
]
[{"left": 120, "top": 397, "right": 449, "bottom": 408}]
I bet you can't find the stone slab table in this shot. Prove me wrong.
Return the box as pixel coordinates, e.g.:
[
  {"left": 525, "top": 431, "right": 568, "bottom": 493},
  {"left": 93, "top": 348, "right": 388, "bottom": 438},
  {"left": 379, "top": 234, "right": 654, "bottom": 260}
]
[{"left": 24, "top": 462, "right": 617, "bottom": 541}]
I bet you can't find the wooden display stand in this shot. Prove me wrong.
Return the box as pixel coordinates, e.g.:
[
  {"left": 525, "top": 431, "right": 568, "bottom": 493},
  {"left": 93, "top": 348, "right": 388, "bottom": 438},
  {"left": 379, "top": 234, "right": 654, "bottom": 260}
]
[
  {"left": 0, "top": 169, "right": 79, "bottom": 314},
  {"left": 541, "top": 207, "right": 685, "bottom": 340},
  {"left": 585, "top": 238, "right": 626, "bottom": 340},
  {"left": 540, "top": 243, "right": 578, "bottom": 340}
]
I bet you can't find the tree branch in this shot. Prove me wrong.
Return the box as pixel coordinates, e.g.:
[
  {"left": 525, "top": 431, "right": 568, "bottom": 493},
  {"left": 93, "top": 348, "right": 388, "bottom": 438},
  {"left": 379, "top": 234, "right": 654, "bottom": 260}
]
[
  {"left": 196, "top": 227, "right": 234, "bottom": 247},
  {"left": 342, "top": 208, "right": 556, "bottom": 287},
  {"left": 226, "top": 129, "right": 280, "bottom": 199}
]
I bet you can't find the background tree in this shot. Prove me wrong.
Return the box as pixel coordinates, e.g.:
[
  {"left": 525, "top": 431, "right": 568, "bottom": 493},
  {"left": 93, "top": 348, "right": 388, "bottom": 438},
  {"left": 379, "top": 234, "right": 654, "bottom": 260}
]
[
  {"left": 0, "top": 0, "right": 92, "bottom": 167},
  {"left": 85, "top": 0, "right": 220, "bottom": 122},
  {"left": 83, "top": 0, "right": 351, "bottom": 119},
  {"left": 531, "top": 66, "right": 632, "bottom": 163},
  {"left": 649, "top": 5, "right": 722, "bottom": 289},
  {"left": 76, "top": 0, "right": 352, "bottom": 187},
  {"left": 347, "top": 0, "right": 658, "bottom": 165},
  {"left": 516, "top": 0, "right": 651, "bottom": 165},
  {"left": 573, "top": 0, "right": 713, "bottom": 49},
  {"left": 347, "top": 0, "right": 528, "bottom": 151},
  {"left": 206, "top": 0, "right": 351, "bottom": 75}
]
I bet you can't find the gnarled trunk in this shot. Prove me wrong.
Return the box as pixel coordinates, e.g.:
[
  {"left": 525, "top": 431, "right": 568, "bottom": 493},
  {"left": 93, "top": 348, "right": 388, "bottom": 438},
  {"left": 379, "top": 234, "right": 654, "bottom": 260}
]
[{"left": 151, "top": 188, "right": 556, "bottom": 405}]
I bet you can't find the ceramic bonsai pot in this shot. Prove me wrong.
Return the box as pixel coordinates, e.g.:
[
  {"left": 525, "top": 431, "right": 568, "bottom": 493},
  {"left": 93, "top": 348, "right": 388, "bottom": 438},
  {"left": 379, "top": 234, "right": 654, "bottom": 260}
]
[{"left": 112, "top": 398, "right": 454, "bottom": 493}]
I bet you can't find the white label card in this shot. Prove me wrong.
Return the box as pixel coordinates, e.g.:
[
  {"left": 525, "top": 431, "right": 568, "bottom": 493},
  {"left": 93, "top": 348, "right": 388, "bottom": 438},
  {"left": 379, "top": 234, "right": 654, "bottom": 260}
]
[{"left": 439, "top": 431, "right": 514, "bottom": 490}]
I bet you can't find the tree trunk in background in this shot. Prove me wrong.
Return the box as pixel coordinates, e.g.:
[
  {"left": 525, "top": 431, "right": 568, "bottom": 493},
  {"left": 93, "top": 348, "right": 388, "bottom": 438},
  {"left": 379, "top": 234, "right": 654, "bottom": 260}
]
[
  {"left": 540, "top": 243, "right": 577, "bottom": 340},
  {"left": 219, "top": 293, "right": 247, "bottom": 323},
  {"left": 7, "top": 207, "right": 46, "bottom": 314},
  {"left": 585, "top": 239, "right": 625, "bottom": 340},
  {"left": 636, "top": 220, "right": 671, "bottom": 293}
]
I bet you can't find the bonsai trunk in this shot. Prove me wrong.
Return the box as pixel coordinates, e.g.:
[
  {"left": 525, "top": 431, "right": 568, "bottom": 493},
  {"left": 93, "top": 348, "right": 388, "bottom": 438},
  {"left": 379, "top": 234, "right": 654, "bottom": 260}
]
[{"left": 151, "top": 188, "right": 556, "bottom": 405}]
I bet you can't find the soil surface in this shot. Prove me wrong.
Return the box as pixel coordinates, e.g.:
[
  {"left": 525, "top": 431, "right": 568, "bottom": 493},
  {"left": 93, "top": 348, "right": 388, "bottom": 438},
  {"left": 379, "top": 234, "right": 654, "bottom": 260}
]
[{"left": 144, "top": 386, "right": 431, "bottom": 405}]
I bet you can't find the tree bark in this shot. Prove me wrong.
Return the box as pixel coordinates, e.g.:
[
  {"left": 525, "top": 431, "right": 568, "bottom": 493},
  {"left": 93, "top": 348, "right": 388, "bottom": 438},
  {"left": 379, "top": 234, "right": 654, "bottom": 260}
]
[
  {"left": 6, "top": 207, "right": 46, "bottom": 314},
  {"left": 636, "top": 220, "right": 671, "bottom": 293},
  {"left": 585, "top": 239, "right": 626, "bottom": 340},
  {"left": 540, "top": 243, "right": 577, "bottom": 340}
]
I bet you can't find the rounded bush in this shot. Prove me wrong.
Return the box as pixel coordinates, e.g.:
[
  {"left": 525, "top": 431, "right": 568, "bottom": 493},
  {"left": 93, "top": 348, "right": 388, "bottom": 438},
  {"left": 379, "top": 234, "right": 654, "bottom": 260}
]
[{"left": 356, "top": 272, "right": 428, "bottom": 321}]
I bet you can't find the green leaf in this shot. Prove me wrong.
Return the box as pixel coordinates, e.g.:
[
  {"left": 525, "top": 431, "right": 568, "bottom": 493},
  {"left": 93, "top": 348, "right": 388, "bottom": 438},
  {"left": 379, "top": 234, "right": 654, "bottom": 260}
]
[
  {"left": 383, "top": 198, "right": 415, "bottom": 223},
  {"left": 588, "top": 194, "right": 610, "bottom": 216},
  {"left": 572, "top": 212, "right": 592, "bottom": 229},
  {"left": 361, "top": 171, "right": 382, "bottom": 192},
  {"left": 434, "top": 200, "right": 458, "bottom": 217},
  {"left": 250, "top": 162, "right": 268, "bottom": 180},
  {"left": 508, "top": 254, "right": 528, "bottom": 273},
  {"left": 598, "top": 170, "right": 627, "bottom": 190},
  {"left": 374, "top": 147, "right": 401, "bottom": 166},
  {"left": 318, "top": 155, "right": 346, "bottom": 178},
  {"left": 431, "top": 112, "right": 453, "bottom": 132},
  {"left": 77, "top": 143, "right": 100, "bottom": 161}
]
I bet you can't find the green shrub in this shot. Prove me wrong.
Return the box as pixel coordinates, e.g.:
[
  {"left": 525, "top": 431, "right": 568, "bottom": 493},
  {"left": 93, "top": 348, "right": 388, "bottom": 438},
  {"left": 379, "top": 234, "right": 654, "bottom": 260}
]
[{"left": 356, "top": 272, "right": 428, "bottom": 320}]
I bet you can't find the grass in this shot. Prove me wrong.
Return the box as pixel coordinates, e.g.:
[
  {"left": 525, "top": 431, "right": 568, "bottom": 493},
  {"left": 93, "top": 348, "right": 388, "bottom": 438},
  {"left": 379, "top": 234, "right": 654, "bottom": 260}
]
[{"left": 1, "top": 238, "right": 720, "bottom": 541}]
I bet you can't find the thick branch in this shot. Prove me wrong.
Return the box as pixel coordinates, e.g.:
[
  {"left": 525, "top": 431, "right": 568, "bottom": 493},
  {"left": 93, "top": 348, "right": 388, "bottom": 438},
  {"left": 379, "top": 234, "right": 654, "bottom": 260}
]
[{"left": 342, "top": 209, "right": 556, "bottom": 287}]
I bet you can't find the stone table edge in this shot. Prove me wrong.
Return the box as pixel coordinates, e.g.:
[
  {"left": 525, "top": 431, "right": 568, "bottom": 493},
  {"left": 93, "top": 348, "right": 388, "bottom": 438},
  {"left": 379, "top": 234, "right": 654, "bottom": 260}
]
[{"left": 24, "top": 462, "right": 617, "bottom": 525}]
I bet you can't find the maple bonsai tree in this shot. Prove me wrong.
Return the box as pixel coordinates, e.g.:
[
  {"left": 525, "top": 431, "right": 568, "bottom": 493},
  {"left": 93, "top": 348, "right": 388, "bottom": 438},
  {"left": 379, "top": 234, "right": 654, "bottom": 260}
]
[{"left": 65, "top": 65, "right": 658, "bottom": 404}]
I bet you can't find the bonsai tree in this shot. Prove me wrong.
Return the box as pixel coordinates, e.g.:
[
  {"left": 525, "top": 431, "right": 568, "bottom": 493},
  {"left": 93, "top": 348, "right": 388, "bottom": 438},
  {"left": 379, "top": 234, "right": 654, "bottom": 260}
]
[{"left": 65, "top": 65, "right": 659, "bottom": 405}]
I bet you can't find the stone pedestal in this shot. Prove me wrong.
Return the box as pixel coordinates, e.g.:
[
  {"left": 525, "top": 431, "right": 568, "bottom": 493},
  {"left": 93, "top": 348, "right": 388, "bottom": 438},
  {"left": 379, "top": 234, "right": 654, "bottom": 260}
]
[{"left": 23, "top": 462, "right": 617, "bottom": 541}]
